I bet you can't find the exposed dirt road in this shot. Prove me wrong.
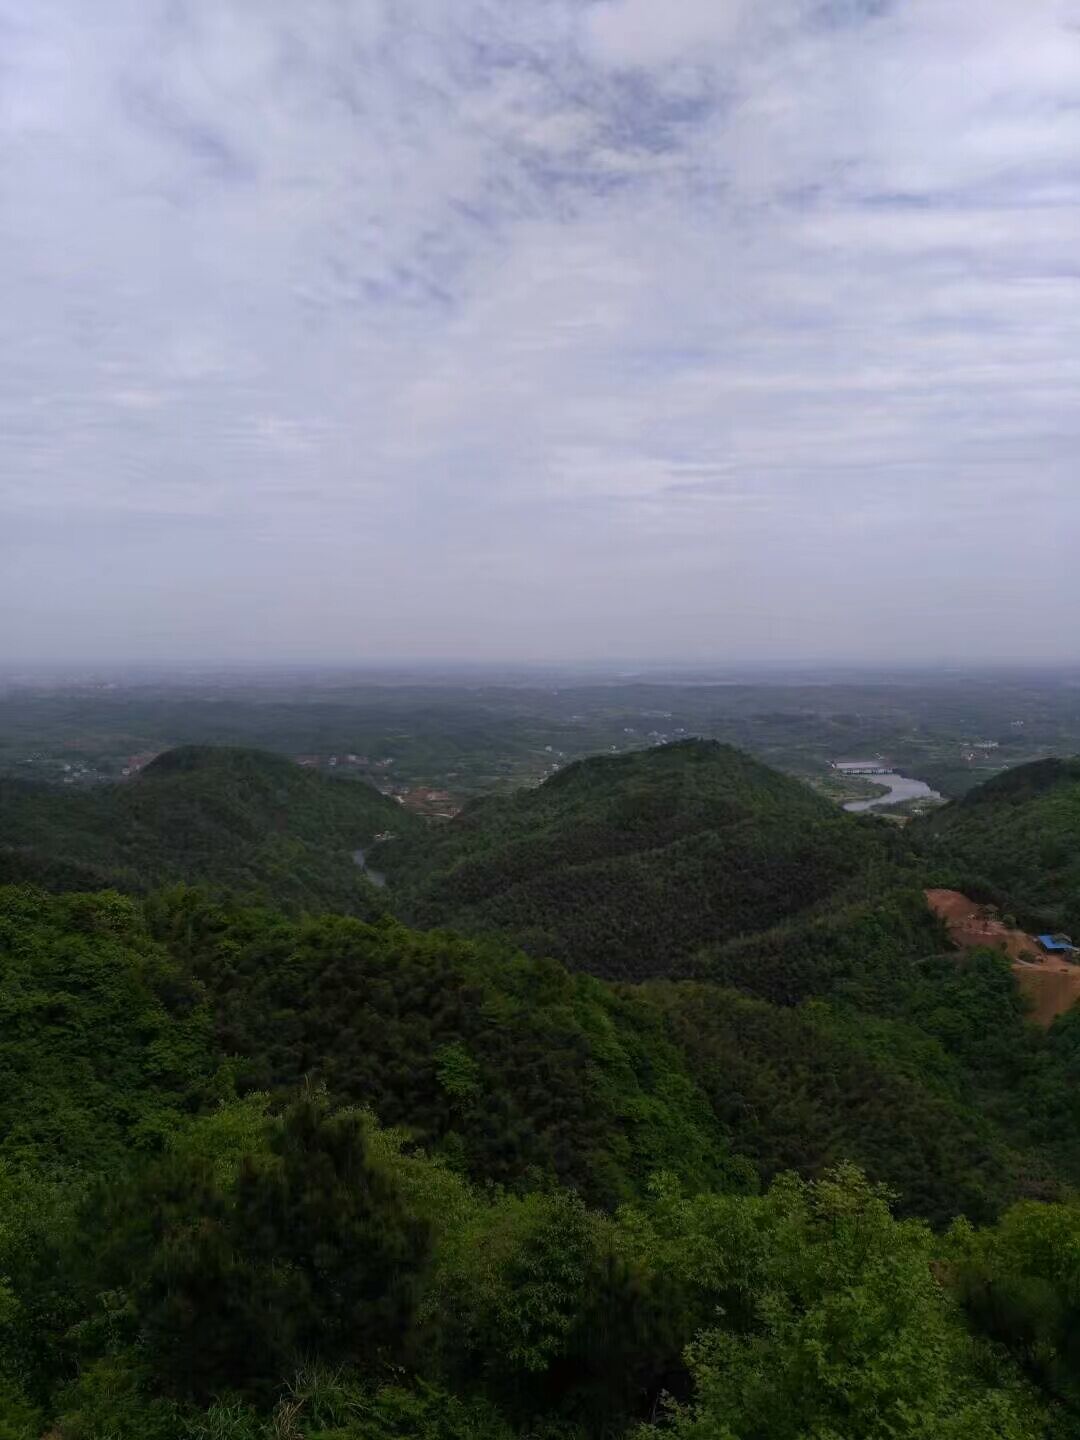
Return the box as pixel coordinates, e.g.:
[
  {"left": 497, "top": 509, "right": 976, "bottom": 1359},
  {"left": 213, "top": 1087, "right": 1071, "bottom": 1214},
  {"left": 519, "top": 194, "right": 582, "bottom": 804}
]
[{"left": 925, "top": 888, "right": 1080, "bottom": 1027}]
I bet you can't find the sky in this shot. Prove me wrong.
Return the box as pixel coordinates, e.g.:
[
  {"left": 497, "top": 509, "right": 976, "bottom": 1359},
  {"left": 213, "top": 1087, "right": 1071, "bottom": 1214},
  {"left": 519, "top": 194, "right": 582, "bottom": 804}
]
[{"left": 2, "top": 0, "right": 1079, "bottom": 665}]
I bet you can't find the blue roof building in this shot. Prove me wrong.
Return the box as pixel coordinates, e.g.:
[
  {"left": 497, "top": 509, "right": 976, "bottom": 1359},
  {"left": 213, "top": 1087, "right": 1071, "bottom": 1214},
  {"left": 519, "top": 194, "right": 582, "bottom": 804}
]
[{"left": 1037, "top": 934, "right": 1077, "bottom": 954}]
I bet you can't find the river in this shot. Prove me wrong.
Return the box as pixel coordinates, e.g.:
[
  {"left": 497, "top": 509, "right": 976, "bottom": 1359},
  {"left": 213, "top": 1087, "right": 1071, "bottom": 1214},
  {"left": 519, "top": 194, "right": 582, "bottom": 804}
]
[
  {"left": 843, "top": 773, "right": 942, "bottom": 813},
  {"left": 352, "top": 848, "right": 387, "bottom": 887}
]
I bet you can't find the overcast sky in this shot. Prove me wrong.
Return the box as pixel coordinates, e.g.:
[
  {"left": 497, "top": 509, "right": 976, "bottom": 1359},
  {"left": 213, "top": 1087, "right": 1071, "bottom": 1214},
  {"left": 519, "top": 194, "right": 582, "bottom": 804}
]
[{"left": 2, "top": 0, "right": 1079, "bottom": 665}]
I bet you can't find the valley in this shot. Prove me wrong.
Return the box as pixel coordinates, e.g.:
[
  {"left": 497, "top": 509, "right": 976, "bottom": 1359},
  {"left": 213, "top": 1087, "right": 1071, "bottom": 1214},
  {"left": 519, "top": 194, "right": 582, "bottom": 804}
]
[
  {"left": 843, "top": 770, "right": 942, "bottom": 813},
  {"left": 2, "top": 718, "right": 1080, "bottom": 1438},
  {"left": 4, "top": 665, "right": 1080, "bottom": 810},
  {"left": 4, "top": 4, "right": 1077, "bottom": 1432}
]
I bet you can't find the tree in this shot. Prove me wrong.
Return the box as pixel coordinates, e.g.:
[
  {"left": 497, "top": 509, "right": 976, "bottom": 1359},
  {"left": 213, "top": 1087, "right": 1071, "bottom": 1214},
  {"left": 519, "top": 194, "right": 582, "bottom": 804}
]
[
  {"left": 429, "top": 1187, "right": 672, "bottom": 1430},
  {"left": 641, "top": 1166, "right": 1044, "bottom": 1440},
  {"left": 948, "top": 1199, "right": 1080, "bottom": 1426},
  {"left": 85, "top": 1096, "right": 430, "bottom": 1403}
]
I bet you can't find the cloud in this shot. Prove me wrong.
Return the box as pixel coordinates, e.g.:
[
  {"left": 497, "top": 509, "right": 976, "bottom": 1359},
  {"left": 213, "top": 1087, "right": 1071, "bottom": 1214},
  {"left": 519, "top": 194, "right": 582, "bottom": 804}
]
[
  {"left": 584, "top": 0, "right": 750, "bottom": 69},
  {"left": 1, "top": 0, "right": 1078, "bottom": 663}
]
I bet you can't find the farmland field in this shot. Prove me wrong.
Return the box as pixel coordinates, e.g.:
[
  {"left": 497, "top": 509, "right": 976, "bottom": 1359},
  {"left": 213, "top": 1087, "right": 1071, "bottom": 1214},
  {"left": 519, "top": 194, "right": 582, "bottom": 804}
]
[{"left": 2, "top": 664, "right": 1078, "bottom": 807}]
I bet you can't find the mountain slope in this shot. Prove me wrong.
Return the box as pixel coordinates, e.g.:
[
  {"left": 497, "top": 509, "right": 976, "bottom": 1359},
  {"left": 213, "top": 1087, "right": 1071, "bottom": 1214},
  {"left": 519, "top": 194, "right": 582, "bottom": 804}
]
[
  {"left": 917, "top": 756, "right": 1080, "bottom": 935},
  {"left": 0, "top": 745, "right": 417, "bottom": 913},
  {"left": 2, "top": 880, "right": 1026, "bottom": 1221},
  {"left": 0, "top": 877, "right": 1073, "bottom": 1431},
  {"left": 0, "top": 885, "right": 215, "bottom": 1172},
  {"left": 374, "top": 739, "right": 912, "bottom": 978}
]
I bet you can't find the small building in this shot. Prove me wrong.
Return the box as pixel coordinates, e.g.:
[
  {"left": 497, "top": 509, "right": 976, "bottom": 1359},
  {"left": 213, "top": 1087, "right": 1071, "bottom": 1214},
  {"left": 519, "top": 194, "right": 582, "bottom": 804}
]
[{"left": 1037, "top": 933, "right": 1078, "bottom": 955}]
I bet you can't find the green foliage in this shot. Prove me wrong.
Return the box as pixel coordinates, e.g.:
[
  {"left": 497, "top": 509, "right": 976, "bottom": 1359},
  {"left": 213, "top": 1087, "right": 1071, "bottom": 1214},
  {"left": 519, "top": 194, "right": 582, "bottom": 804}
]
[
  {"left": 2, "top": 1098, "right": 1055, "bottom": 1440},
  {"left": 0, "top": 1379, "right": 42, "bottom": 1440},
  {"left": 641, "top": 983, "right": 1013, "bottom": 1225},
  {"left": 700, "top": 878, "right": 1080, "bottom": 1202},
  {"left": 0, "top": 1158, "right": 82, "bottom": 1411},
  {"left": 147, "top": 888, "right": 742, "bottom": 1207},
  {"left": 640, "top": 1166, "right": 1045, "bottom": 1440},
  {"left": 377, "top": 740, "right": 914, "bottom": 979},
  {"left": 917, "top": 756, "right": 1080, "bottom": 936},
  {"left": 948, "top": 1198, "right": 1080, "bottom": 1425},
  {"left": 82, "top": 1096, "right": 430, "bottom": 1403},
  {"left": 2, "top": 741, "right": 1079, "bottom": 1439},
  {"left": 299, "top": 1378, "right": 514, "bottom": 1440},
  {"left": 0, "top": 885, "right": 214, "bottom": 1171},
  {"left": 0, "top": 745, "right": 415, "bottom": 916},
  {"left": 52, "top": 1359, "right": 184, "bottom": 1440},
  {"left": 184, "top": 1401, "right": 267, "bottom": 1440},
  {"left": 434, "top": 1043, "right": 481, "bottom": 1103},
  {"left": 274, "top": 1371, "right": 515, "bottom": 1440},
  {"left": 428, "top": 1188, "right": 672, "bottom": 1429},
  {"left": 696, "top": 887, "right": 949, "bottom": 1009}
]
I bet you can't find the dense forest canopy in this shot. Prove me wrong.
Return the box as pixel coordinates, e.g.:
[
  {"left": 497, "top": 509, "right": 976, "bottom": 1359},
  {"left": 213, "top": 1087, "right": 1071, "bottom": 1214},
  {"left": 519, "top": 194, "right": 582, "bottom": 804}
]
[
  {"left": 374, "top": 739, "right": 915, "bottom": 979},
  {"left": 0, "top": 745, "right": 416, "bottom": 914},
  {"left": 916, "top": 755, "right": 1080, "bottom": 936},
  {"left": 1, "top": 742, "right": 1079, "bottom": 1437}
]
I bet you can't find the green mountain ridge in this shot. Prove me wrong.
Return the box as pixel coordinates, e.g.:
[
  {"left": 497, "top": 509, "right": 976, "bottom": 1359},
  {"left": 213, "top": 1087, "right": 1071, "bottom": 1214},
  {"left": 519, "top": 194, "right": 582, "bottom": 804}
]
[
  {"left": 3, "top": 743, "right": 1080, "bottom": 1437},
  {"left": 374, "top": 738, "right": 911, "bottom": 979},
  {"left": 0, "top": 744, "right": 417, "bottom": 914},
  {"left": 917, "top": 752, "right": 1080, "bottom": 934}
]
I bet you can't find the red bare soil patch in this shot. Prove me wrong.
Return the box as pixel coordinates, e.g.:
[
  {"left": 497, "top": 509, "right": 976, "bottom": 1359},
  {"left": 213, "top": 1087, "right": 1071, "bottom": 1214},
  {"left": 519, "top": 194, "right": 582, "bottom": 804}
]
[
  {"left": 925, "top": 889, "right": 1038, "bottom": 962},
  {"left": 925, "top": 888, "right": 1080, "bottom": 1027}
]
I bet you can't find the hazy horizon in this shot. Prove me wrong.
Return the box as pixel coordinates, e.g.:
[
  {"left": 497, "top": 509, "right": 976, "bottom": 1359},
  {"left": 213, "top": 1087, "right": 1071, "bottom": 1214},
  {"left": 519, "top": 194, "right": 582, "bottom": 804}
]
[
  {"left": 4, "top": 1, "right": 1079, "bottom": 664},
  {"left": 4, "top": 656, "right": 1080, "bottom": 683}
]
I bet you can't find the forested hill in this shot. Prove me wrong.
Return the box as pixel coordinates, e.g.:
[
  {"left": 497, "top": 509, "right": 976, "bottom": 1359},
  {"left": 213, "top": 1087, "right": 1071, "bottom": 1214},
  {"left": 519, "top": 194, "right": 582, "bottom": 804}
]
[
  {"left": 917, "top": 754, "right": 1080, "bottom": 935},
  {"left": 6, "top": 740, "right": 1080, "bottom": 1434},
  {"left": 373, "top": 738, "right": 912, "bottom": 978},
  {"left": 0, "top": 745, "right": 417, "bottom": 913},
  {"left": 2, "top": 881, "right": 1079, "bottom": 1436}
]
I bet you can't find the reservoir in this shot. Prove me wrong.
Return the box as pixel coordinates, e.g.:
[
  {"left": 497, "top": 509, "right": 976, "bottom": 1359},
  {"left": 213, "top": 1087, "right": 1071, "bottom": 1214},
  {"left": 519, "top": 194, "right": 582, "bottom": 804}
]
[{"left": 843, "top": 773, "right": 942, "bottom": 813}]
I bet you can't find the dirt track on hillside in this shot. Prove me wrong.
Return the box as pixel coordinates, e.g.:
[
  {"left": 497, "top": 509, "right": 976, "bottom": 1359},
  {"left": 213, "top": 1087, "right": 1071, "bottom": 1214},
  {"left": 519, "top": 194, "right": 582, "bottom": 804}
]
[{"left": 925, "top": 888, "right": 1080, "bottom": 1027}]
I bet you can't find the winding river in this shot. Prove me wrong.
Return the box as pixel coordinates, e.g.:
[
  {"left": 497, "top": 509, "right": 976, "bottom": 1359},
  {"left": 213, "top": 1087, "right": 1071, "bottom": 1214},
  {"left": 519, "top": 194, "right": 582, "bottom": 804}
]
[{"left": 843, "top": 773, "right": 942, "bottom": 813}]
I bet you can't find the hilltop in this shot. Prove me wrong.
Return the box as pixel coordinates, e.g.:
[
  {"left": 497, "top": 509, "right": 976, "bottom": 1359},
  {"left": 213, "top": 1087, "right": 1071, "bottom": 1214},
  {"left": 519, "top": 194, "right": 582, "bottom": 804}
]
[
  {"left": 0, "top": 744, "right": 417, "bottom": 913},
  {"left": 917, "top": 755, "right": 1080, "bottom": 937},
  {"left": 373, "top": 739, "right": 913, "bottom": 978}
]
